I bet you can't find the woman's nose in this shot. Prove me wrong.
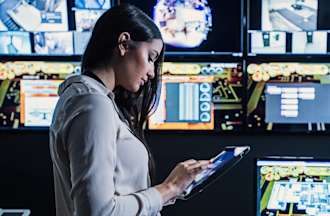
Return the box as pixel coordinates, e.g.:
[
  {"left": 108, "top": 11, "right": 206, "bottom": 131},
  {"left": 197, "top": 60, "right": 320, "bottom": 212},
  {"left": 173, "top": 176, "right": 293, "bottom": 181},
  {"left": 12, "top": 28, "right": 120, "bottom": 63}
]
[{"left": 147, "top": 68, "right": 155, "bottom": 79}]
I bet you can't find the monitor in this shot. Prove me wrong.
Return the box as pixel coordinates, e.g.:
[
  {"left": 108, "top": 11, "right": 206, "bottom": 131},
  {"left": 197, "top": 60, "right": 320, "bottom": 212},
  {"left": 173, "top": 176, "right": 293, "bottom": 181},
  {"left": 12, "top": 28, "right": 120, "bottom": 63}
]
[
  {"left": 74, "top": 0, "right": 111, "bottom": 9},
  {"left": 0, "top": 61, "right": 80, "bottom": 129},
  {"left": 72, "top": 0, "right": 111, "bottom": 32},
  {"left": 247, "top": 62, "right": 330, "bottom": 132},
  {"left": 73, "top": 31, "right": 91, "bottom": 54},
  {"left": 148, "top": 62, "right": 243, "bottom": 131},
  {"left": 74, "top": 10, "right": 104, "bottom": 32},
  {"left": 248, "top": 0, "right": 330, "bottom": 55},
  {"left": 0, "top": 0, "right": 69, "bottom": 32},
  {"left": 0, "top": 32, "right": 31, "bottom": 54},
  {"left": 0, "top": 0, "right": 113, "bottom": 56},
  {"left": 119, "top": 0, "right": 243, "bottom": 54},
  {"left": 256, "top": 158, "right": 330, "bottom": 216},
  {"left": 34, "top": 32, "right": 74, "bottom": 55},
  {"left": 20, "top": 79, "right": 62, "bottom": 127}
]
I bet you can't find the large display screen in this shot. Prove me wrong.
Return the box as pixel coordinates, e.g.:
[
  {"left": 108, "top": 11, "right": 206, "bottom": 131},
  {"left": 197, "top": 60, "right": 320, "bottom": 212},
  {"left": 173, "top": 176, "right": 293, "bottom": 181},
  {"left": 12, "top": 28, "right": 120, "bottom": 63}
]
[
  {"left": 0, "top": 0, "right": 69, "bottom": 32},
  {"left": 247, "top": 62, "right": 330, "bottom": 132},
  {"left": 0, "top": 61, "right": 79, "bottom": 128},
  {"left": 248, "top": 0, "right": 330, "bottom": 55},
  {"left": 256, "top": 158, "right": 330, "bottom": 216},
  {"left": 119, "top": 0, "right": 243, "bottom": 54},
  {"left": 148, "top": 62, "right": 243, "bottom": 131},
  {"left": 0, "top": 0, "right": 112, "bottom": 56},
  {"left": 0, "top": 31, "right": 31, "bottom": 54}
]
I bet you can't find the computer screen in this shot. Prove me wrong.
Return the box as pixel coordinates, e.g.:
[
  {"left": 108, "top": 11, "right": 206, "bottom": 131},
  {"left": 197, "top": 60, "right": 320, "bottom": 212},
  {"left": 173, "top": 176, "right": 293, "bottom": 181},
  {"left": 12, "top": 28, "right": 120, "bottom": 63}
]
[
  {"left": 0, "top": 0, "right": 113, "bottom": 56},
  {"left": 0, "top": 0, "right": 69, "bottom": 32},
  {"left": 0, "top": 61, "right": 79, "bottom": 128},
  {"left": 0, "top": 32, "right": 31, "bottom": 55},
  {"left": 73, "top": 0, "right": 111, "bottom": 31},
  {"left": 34, "top": 32, "right": 74, "bottom": 55},
  {"left": 248, "top": 0, "right": 330, "bottom": 55},
  {"left": 119, "top": 0, "right": 243, "bottom": 54},
  {"left": 256, "top": 158, "right": 330, "bottom": 216},
  {"left": 247, "top": 62, "right": 330, "bottom": 132},
  {"left": 148, "top": 62, "right": 243, "bottom": 131}
]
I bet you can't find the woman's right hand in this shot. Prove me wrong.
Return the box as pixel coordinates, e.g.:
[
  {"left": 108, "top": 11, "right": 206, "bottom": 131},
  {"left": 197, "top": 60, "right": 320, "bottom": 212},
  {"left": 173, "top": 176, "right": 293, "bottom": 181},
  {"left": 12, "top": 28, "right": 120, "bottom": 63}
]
[{"left": 155, "top": 159, "right": 211, "bottom": 204}]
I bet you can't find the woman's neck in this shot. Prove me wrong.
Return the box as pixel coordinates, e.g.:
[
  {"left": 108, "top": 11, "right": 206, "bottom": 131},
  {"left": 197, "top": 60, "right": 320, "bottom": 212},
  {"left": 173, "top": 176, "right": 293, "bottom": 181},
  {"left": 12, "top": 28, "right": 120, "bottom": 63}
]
[{"left": 92, "top": 67, "right": 116, "bottom": 92}]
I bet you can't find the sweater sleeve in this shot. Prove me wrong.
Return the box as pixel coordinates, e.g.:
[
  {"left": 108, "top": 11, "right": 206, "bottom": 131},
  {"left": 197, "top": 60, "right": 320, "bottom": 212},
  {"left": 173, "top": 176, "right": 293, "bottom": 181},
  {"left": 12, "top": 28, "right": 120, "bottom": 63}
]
[{"left": 66, "top": 95, "right": 163, "bottom": 216}]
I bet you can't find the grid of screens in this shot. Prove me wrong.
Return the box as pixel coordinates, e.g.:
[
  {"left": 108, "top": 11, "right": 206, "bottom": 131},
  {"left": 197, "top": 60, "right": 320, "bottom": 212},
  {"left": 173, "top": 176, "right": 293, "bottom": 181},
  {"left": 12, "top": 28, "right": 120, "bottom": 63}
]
[
  {"left": 247, "top": 62, "right": 330, "bottom": 132},
  {"left": 0, "top": 0, "right": 112, "bottom": 55},
  {"left": 0, "top": 61, "right": 79, "bottom": 128},
  {"left": 256, "top": 158, "right": 330, "bottom": 216},
  {"left": 248, "top": 0, "right": 330, "bottom": 55},
  {"left": 119, "top": 0, "right": 243, "bottom": 54},
  {"left": 148, "top": 62, "right": 244, "bottom": 131}
]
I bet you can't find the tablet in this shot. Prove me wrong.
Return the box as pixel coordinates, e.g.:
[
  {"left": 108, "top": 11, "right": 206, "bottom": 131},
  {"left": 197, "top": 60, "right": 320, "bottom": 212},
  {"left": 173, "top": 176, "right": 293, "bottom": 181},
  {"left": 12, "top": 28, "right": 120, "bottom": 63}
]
[
  {"left": 0, "top": 209, "right": 30, "bottom": 216},
  {"left": 178, "top": 146, "right": 250, "bottom": 200}
]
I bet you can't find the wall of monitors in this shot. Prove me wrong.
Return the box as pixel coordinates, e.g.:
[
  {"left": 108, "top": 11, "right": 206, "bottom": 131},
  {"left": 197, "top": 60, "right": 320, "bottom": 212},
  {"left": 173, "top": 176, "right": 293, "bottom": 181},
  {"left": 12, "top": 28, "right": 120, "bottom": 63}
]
[{"left": 1, "top": 0, "right": 330, "bottom": 133}]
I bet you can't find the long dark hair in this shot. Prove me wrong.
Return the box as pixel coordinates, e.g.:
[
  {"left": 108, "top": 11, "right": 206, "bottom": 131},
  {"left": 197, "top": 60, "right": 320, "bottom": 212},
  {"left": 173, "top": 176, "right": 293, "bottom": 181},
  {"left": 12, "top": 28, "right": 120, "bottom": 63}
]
[{"left": 81, "top": 4, "right": 164, "bottom": 183}]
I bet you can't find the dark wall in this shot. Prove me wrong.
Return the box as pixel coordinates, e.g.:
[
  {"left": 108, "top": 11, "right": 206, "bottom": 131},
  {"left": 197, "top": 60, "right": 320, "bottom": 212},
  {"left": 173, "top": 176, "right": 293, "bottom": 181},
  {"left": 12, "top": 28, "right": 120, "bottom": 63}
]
[{"left": 1, "top": 130, "right": 330, "bottom": 215}]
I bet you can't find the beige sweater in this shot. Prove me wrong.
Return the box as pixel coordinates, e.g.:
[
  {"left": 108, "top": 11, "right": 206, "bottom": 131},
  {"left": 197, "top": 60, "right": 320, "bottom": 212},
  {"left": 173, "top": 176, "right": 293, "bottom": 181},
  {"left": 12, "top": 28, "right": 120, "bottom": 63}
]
[{"left": 49, "top": 75, "right": 163, "bottom": 216}]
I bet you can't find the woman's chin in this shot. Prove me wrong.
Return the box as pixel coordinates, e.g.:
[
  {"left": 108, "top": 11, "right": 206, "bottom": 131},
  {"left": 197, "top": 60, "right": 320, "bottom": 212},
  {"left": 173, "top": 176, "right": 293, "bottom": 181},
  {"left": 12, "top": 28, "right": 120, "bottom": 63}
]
[{"left": 129, "top": 85, "right": 141, "bottom": 93}]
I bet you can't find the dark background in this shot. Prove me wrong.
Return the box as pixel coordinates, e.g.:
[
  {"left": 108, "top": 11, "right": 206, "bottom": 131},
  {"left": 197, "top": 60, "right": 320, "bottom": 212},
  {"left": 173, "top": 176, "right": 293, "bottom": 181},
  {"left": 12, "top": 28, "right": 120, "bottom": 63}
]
[{"left": 1, "top": 130, "right": 330, "bottom": 216}]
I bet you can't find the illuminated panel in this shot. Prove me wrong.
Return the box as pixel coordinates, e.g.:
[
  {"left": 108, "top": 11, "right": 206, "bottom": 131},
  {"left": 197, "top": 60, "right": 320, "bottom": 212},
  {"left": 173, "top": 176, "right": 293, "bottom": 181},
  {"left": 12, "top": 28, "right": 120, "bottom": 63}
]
[
  {"left": 0, "top": 61, "right": 79, "bottom": 128},
  {"left": 248, "top": 0, "right": 330, "bottom": 55},
  {"left": 34, "top": 32, "right": 74, "bottom": 55},
  {"left": 265, "top": 83, "right": 330, "bottom": 123},
  {"left": 256, "top": 159, "right": 330, "bottom": 216},
  {"left": 0, "top": 32, "right": 31, "bottom": 54},
  {"left": 0, "top": 0, "right": 69, "bottom": 31},
  {"left": 153, "top": 0, "right": 212, "bottom": 48},
  {"left": 247, "top": 62, "right": 330, "bottom": 132},
  {"left": 148, "top": 62, "right": 243, "bottom": 131},
  {"left": 261, "top": 0, "right": 318, "bottom": 32},
  {"left": 149, "top": 75, "right": 214, "bottom": 130},
  {"left": 20, "top": 80, "right": 62, "bottom": 127},
  {"left": 120, "top": 0, "right": 242, "bottom": 53}
]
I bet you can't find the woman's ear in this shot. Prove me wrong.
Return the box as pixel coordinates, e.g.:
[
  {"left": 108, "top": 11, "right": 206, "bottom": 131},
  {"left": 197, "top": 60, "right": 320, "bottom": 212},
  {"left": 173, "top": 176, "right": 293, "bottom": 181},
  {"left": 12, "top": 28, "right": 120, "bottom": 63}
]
[{"left": 118, "top": 32, "right": 131, "bottom": 56}]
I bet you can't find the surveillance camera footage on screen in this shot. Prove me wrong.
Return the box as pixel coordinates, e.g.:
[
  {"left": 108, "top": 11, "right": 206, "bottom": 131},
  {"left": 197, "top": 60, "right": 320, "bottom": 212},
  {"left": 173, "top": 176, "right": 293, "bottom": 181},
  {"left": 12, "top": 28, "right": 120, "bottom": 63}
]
[
  {"left": 248, "top": 0, "right": 330, "bottom": 55},
  {"left": 0, "top": 0, "right": 112, "bottom": 56},
  {"left": 153, "top": 0, "right": 212, "bottom": 48},
  {"left": 120, "top": 0, "right": 242, "bottom": 54}
]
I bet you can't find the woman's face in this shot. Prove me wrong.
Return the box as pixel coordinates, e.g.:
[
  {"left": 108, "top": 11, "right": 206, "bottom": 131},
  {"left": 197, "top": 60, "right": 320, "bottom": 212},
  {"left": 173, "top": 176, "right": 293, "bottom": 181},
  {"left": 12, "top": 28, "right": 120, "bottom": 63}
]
[{"left": 116, "top": 39, "right": 163, "bottom": 93}]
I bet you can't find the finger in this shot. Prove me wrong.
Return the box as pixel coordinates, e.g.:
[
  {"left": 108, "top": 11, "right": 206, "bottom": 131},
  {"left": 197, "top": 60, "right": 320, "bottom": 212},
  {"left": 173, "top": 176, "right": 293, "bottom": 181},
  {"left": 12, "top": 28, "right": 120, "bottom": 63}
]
[
  {"left": 189, "top": 165, "right": 209, "bottom": 176},
  {"left": 188, "top": 160, "right": 211, "bottom": 170},
  {"left": 181, "top": 159, "right": 197, "bottom": 165}
]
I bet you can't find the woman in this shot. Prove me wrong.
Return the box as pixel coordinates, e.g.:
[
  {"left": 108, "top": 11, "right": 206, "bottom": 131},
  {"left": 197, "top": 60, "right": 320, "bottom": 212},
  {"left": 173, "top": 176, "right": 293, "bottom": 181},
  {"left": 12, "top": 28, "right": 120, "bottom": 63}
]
[{"left": 50, "top": 4, "right": 210, "bottom": 216}]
